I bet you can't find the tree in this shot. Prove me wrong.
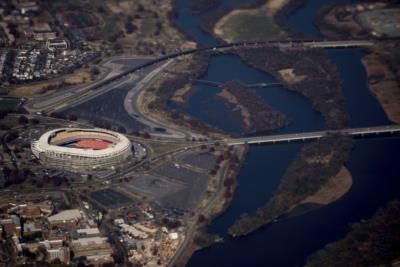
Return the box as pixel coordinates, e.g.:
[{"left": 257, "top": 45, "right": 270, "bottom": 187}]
[
  {"left": 29, "top": 118, "right": 40, "bottom": 125},
  {"left": 16, "top": 107, "right": 29, "bottom": 114},
  {"left": 90, "top": 66, "right": 100, "bottom": 76},
  {"left": 198, "top": 214, "right": 207, "bottom": 224},
  {"left": 117, "top": 126, "right": 126, "bottom": 133},
  {"left": 125, "top": 22, "right": 137, "bottom": 34},
  {"left": 18, "top": 115, "right": 28, "bottom": 125},
  {"left": 224, "top": 189, "right": 233, "bottom": 198},
  {"left": 0, "top": 109, "right": 11, "bottom": 120}
]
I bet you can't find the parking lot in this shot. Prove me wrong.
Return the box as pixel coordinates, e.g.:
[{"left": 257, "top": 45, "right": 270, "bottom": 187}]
[{"left": 90, "top": 188, "right": 136, "bottom": 208}]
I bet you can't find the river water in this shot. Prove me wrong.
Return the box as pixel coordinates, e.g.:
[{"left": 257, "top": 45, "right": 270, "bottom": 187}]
[{"left": 172, "top": 0, "right": 400, "bottom": 266}]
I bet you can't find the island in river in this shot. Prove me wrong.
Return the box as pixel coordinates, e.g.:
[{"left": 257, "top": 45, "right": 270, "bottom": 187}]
[
  {"left": 218, "top": 80, "right": 287, "bottom": 134},
  {"left": 198, "top": 0, "right": 354, "bottom": 237},
  {"left": 159, "top": 0, "right": 380, "bottom": 264}
]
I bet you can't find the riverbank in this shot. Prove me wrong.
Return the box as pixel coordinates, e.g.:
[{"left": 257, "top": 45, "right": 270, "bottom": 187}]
[
  {"left": 316, "top": 1, "right": 399, "bottom": 40},
  {"left": 213, "top": 0, "right": 288, "bottom": 42},
  {"left": 138, "top": 54, "right": 229, "bottom": 139},
  {"left": 190, "top": 0, "right": 219, "bottom": 15},
  {"left": 295, "top": 166, "right": 352, "bottom": 207},
  {"left": 238, "top": 47, "right": 350, "bottom": 129},
  {"left": 188, "top": 0, "right": 351, "bottom": 238},
  {"left": 314, "top": 2, "right": 400, "bottom": 125},
  {"left": 362, "top": 53, "right": 400, "bottom": 124},
  {"left": 229, "top": 134, "right": 353, "bottom": 237},
  {"left": 172, "top": 144, "right": 248, "bottom": 267},
  {"left": 305, "top": 200, "right": 400, "bottom": 267}
]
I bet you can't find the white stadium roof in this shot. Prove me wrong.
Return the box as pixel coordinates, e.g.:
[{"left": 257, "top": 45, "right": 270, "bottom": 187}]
[{"left": 32, "top": 128, "right": 131, "bottom": 158}]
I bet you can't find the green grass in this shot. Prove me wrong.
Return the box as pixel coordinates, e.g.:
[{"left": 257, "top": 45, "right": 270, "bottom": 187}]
[
  {"left": 224, "top": 11, "right": 286, "bottom": 41},
  {"left": 0, "top": 99, "right": 19, "bottom": 111}
]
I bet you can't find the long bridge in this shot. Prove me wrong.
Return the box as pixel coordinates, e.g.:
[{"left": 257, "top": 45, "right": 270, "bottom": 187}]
[
  {"left": 26, "top": 38, "right": 399, "bottom": 114},
  {"left": 227, "top": 125, "right": 400, "bottom": 145},
  {"left": 74, "top": 38, "right": 397, "bottom": 94}
]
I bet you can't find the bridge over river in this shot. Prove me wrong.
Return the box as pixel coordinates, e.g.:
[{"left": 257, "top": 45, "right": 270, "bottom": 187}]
[
  {"left": 26, "top": 38, "right": 399, "bottom": 114},
  {"left": 227, "top": 125, "right": 400, "bottom": 145}
]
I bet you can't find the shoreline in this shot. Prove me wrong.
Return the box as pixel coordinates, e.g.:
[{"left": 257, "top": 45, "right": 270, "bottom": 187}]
[
  {"left": 361, "top": 52, "right": 400, "bottom": 125},
  {"left": 170, "top": 0, "right": 351, "bottom": 240},
  {"left": 213, "top": 0, "right": 290, "bottom": 41},
  {"left": 217, "top": 80, "right": 287, "bottom": 134},
  {"left": 137, "top": 54, "right": 231, "bottom": 139},
  {"left": 172, "top": 144, "right": 249, "bottom": 267},
  {"left": 165, "top": 0, "right": 355, "bottom": 263},
  {"left": 291, "top": 166, "right": 352, "bottom": 210},
  {"left": 314, "top": 3, "right": 400, "bottom": 125},
  {"left": 228, "top": 134, "right": 353, "bottom": 237}
]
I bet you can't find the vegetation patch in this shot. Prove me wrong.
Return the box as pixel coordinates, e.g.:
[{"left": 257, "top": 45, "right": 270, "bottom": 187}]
[
  {"left": 238, "top": 47, "right": 350, "bottom": 129},
  {"left": 217, "top": 10, "right": 287, "bottom": 42},
  {"left": 218, "top": 80, "right": 287, "bottom": 134},
  {"left": 305, "top": 200, "right": 400, "bottom": 267}
]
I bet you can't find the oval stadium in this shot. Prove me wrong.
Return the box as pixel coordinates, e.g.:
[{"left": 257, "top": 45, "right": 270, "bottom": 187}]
[{"left": 31, "top": 128, "right": 132, "bottom": 171}]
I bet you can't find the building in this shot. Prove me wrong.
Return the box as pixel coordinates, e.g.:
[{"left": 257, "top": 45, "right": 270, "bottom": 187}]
[
  {"left": 46, "top": 39, "right": 68, "bottom": 50},
  {"left": 76, "top": 228, "right": 101, "bottom": 238},
  {"left": 47, "top": 247, "right": 70, "bottom": 264},
  {"left": 119, "top": 223, "right": 148, "bottom": 239},
  {"left": 31, "top": 128, "right": 132, "bottom": 172},
  {"left": 0, "top": 215, "right": 21, "bottom": 238},
  {"left": 7, "top": 201, "right": 53, "bottom": 219},
  {"left": 14, "top": 0, "right": 39, "bottom": 14},
  {"left": 23, "top": 222, "right": 42, "bottom": 237},
  {"left": 32, "top": 23, "right": 57, "bottom": 41},
  {"left": 47, "top": 209, "right": 82, "bottom": 229},
  {"left": 71, "top": 237, "right": 113, "bottom": 266},
  {"left": 40, "top": 240, "right": 70, "bottom": 264},
  {"left": 9, "top": 204, "right": 41, "bottom": 219}
]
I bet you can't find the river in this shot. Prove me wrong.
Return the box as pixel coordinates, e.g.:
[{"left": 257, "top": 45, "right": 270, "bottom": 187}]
[{"left": 172, "top": 0, "right": 400, "bottom": 266}]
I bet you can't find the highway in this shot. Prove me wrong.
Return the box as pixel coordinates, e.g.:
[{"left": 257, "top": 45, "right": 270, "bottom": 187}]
[
  {"left": 227, "top": 125, "right": 400, "bottom": 145},
  {"left": 24, "top": 56, "right": 154, "bottom": 113},
  {"left": 23, "top": 38, "right": 395, "bottom": 140},
  {"left": 84, "top": 38, "right": 396, "bottom": 93},
  {"left": 123, "top": 59, "right": 190, "bottom": 139}
]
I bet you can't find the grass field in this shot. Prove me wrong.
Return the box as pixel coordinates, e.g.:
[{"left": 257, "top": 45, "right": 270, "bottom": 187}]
[{"left": 218, "top": 10, "right": 286, "bottom": 42}]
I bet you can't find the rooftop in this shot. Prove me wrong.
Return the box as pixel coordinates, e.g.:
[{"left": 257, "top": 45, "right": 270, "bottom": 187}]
[{"left": 48, "top": 209, "right": 82, "bottom": 222}]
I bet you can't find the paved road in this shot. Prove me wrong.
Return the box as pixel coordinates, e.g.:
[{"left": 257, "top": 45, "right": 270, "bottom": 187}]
[
  {"left": 25, "top": 56, "right": 153, "bottom": 113},
  {"left": 25, "top": 38, "right": 396, "bottom": 115},
  {"left": 123, "top": 59, "right": 188, "bottom": 139}
]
